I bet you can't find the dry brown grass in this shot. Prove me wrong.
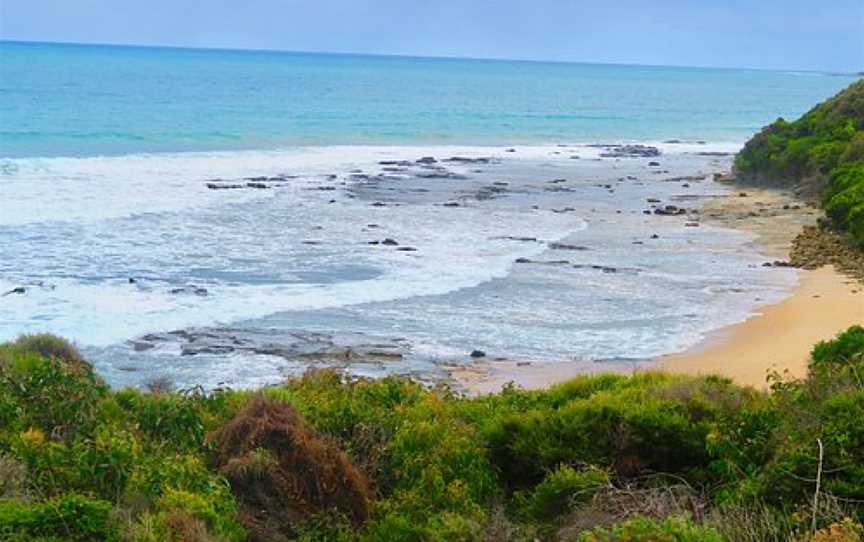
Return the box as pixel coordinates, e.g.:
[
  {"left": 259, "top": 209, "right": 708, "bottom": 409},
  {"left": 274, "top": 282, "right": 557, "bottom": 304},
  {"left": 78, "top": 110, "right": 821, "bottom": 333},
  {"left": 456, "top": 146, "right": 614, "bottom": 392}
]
[
  {"left": 210, "top": 395, "right": 372, "bottom": 541},
  {"left": 557, "top": 482, "right": 706, "bottom": 540}
]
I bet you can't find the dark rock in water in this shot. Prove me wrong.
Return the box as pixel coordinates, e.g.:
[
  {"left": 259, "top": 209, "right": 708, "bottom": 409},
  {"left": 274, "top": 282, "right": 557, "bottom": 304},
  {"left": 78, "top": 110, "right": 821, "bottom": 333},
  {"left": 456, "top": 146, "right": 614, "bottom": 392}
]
[
  {"left": 598, "top": 144, "right": 661, "bottom": 158},
  {"left": 443, "top": 156, "right": 491, "bottom": 164},
  {"left": 170, "top": 285, "right": 209, "bottom": 296},
  {"left": 2, "top": 287, "right": 26, "bottom": 297},
  {"left": 128, "top": 278, "right": 137, "bottom": 284},
  {"left": 496, "top": 236, "right": 538, "bottom": 242},
  {"left": 206, "top": 182, "right": 244, "bottom": 190},
  {"left": 650, "top": 234, "right": 660, "bottom": 239},
  {"left": 654, "top": 205, "right": 687, "bottom": 216},
  {"left": 647, "top": 198, "right": 661, "bottom": 203},
  {"left": 367, "top": 240, "right": 380, "bottom": 245},
  {"left": 396, "top": 247, "right": 417, "bottom": 252},
  {"left": 182, "top": 344, "right": 236, "bottom": 356},
  {"left": 515, "top": 258, "right": 569, "bottom": 265},
  {"left": 246, "top": 182, "right": 269, "bottom": 189},
  {"left": 367, "top": 224, "right": 379, "bottom": 228},
  {"left": 442, "top": 202, "right": 461, "bottom": 207},
  {"left": 505, "top": 148, "right": 516, "bottom": 153},
  {"left": 548, "top": 242, "right": 589, "bottom": 251},
  {"left": 648, "top": 161, "right": 661, "bottom": 167},
  {"left": 470, "top": 350, "right": 486, "bottom": 358},
  {"left": 381, "top": 238, "right": 399, "bottom": 246},
  {"left": 379, "top": 160, "right": 413, "bottom": 166},
  {"left": 549, "top": 178, "right": 567, "bottom": 184},
  {"left": 764, "top": 260, "right": 794, "bottom": 268},
  {"left": 642, "top": 210, "right": 652, "bottom": 215},
  {"left": 415, "top": 171, "right": 467, "bottom": 180},
  {"left": 663, "top": 139, "right": 682, "bottom": 144},
  {"left": 371, "top": 202, "right": 387, "bottom": 207},
  {"left": 130, "top": 340, "right": 154, "bottom": 352},
  {"left": 416, "top": 156, "right": 437, "bottom": 164}
]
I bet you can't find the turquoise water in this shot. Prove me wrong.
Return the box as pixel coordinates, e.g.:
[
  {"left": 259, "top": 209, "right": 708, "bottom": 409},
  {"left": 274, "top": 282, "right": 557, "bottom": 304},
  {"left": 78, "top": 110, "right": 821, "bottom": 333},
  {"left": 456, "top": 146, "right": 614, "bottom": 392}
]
[
  {"left": 1, "top": 40, "right": 857, "bottom": 158},
  {"left": 0, "top": 41, "right": 858, "bottom": 389}
]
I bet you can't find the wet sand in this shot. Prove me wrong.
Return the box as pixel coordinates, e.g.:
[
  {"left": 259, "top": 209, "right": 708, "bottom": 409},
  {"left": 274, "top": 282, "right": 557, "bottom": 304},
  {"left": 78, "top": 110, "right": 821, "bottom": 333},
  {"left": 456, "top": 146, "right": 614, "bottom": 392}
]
[
  {"left": 659, "top": 185, "right": 863, "bottom": 388},
  {"left": 450, "top": 183, "right": 863, "bottom": 394},
  {"left": 659, "top": 265, "right": 862, "bottom": 388}
]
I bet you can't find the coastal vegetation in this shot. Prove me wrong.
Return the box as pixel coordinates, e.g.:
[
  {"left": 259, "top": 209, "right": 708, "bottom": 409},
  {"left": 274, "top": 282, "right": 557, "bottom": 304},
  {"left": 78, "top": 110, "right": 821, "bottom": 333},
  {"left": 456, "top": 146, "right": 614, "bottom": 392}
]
[
  {"left": 2, "top": 328, "right": 864, "bottom": 541},
  {"left": 735, "top": 79, "right": 864, "bottom": 247}
]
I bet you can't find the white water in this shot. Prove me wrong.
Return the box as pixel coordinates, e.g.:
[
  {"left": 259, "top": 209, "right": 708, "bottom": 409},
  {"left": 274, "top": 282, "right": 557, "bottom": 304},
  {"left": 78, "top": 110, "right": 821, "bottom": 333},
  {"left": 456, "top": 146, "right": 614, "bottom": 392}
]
[{"left": 0, "top": 142, "right": 796, "bottom": 388}]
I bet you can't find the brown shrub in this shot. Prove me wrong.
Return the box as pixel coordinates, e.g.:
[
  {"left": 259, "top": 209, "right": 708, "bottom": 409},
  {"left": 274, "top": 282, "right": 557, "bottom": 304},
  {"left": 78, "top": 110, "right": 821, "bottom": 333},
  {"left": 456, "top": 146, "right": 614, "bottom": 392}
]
[
  {"left": 162, "top": 510, "right": 224, "bottom": 542},
  {"left": 210, "top": 395, "right": 372, "bottom": 540}
]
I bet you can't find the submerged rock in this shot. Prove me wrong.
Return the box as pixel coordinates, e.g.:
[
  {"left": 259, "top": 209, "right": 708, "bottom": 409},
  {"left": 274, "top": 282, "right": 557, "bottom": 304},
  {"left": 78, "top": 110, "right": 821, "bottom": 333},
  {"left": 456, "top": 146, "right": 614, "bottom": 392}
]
[
  {"left": 2, "top": 287, "right": 26, "bottom": 297},
  {"left": 169, "top": 285, "right": 209, "bottom": 296}
]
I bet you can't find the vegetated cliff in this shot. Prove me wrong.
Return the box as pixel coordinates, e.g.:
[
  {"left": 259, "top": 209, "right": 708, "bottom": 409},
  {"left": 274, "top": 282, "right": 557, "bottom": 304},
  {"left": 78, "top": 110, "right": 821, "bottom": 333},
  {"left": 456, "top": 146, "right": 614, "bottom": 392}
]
[{"left": 735, "top": 79, "right": 864, "bottom": 246}]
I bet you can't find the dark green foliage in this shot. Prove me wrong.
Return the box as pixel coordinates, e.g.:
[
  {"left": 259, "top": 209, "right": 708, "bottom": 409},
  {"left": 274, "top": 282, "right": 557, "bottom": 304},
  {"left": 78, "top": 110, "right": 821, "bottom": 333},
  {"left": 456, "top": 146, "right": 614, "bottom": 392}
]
[
  {"left": 514, "top": 465, "right": 609, "bottom": 521},
  {"left": 735, "top": 79, "right": 864, "bottom": 245},
  {"left": 0, "top": 494, "right": 120, "bottom": 542},
  {"left": 812, "top": 325, "right": 864, "bottom": 369},
  {"left": 576, "top": 515, "right": 725, "bottom": 542},
  {"left": 486, "top": 374, "right": 747, "bottom": 487},
  {"left": 0, "top": 335, "right": 107, "bottom": 441}
]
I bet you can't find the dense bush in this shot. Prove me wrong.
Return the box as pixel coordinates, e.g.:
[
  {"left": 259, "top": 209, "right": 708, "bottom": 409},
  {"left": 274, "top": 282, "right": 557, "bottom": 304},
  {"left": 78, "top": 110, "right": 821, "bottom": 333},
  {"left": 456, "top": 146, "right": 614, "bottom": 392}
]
[
  {"left": 575, "top": 515, "right": 725, "bottom": 542},
  {"left": 735, "top": 78, "right": 864, "bottom": 245},
  {"left": 0, "top": 493, "right": 119, "bottom": 542},
  {"left": 2, "top": 328, "right": 864, "bottom": 540}
]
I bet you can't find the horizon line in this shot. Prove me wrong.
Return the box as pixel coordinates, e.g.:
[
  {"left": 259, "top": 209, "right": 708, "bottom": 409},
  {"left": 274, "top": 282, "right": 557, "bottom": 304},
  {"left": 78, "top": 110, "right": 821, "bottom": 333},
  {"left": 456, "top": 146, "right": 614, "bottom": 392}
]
[{"left": 3, "top": 38, "right": 862, "bottom": 76}]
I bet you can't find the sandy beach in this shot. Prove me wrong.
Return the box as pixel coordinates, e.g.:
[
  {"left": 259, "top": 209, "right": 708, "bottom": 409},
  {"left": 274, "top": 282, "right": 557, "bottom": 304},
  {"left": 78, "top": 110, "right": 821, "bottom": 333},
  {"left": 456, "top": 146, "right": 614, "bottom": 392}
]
[
  {"left": 660, "top": 185, "right": 863, "bottom": 387},
  {"left": 450, "top": 183, "right": 863, "bottom": 394}
]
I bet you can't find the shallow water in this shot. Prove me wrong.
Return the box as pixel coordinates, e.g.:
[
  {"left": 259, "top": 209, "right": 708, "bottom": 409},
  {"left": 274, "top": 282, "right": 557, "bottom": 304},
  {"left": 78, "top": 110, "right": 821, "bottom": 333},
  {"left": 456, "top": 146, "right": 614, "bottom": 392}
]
[{"left": 0, "top": 143, "right": 797, "bottom": 389}]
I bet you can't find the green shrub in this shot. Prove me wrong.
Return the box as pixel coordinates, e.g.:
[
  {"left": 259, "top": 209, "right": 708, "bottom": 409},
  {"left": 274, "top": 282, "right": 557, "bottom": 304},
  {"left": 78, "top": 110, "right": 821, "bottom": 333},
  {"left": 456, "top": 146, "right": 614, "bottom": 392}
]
[
  {"left": 0, "top": 493, "right": 120, "bottom": 542},
  {"left": 6, "top": 334, "right": 85, "bottom": 365},
  {"left": 487, "top": 374, "right": 737, "bottom": 487},
  {"left": 811, "top": 326, "right": 864, "bottom": 369},
  {"left": 577, "top": 515, "right": 724, "bottom": 542},
  {"left": 0, "top": 341, "right": 106, "bottom": 441},
  {"left": 113, "top": 389, "right": 209, "bottom": 450},
  {"left": 515, "top": 464, "right": 609, "bottom": 521}
]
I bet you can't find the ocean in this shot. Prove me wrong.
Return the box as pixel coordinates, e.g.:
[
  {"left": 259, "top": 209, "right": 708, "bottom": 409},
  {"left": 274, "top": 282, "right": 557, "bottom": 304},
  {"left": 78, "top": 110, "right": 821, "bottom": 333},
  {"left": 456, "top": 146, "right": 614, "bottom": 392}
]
[{"left": 0, "top": 41, "right": 858, "bottom": 389}]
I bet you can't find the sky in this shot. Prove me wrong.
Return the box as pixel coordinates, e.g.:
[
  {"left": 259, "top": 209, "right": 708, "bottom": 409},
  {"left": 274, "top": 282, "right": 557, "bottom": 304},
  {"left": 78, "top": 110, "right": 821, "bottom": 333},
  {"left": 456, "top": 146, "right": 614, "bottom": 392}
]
[{"left": 1, "top": 0, "right": 862, "bottom": 72}]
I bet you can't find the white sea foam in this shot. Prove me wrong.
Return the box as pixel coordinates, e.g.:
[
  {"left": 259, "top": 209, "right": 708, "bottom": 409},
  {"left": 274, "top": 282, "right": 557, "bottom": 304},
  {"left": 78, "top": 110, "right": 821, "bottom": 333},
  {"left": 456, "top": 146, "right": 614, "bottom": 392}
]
[{"left": 0, "top": 143, "right": 798, "bottom": 387}]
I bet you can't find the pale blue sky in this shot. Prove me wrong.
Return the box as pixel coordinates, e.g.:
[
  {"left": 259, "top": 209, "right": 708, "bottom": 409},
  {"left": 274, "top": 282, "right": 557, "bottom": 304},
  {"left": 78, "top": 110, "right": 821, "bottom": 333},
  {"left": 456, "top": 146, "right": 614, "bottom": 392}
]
[{"left": 1, "top": 0, "right": 862, "bottom": 72}]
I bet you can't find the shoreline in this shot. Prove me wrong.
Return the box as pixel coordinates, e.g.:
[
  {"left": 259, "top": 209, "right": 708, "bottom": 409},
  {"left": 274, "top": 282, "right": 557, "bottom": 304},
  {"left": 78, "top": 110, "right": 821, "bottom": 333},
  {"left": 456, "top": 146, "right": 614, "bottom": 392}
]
[
  {"left": 450, "top": 184, "right": 863, "bottom": 394},
  {"left": 659, "top": 185, "right": 863, "bottom": 388},
  {"left": 659, "top": 265, "right": 862, "bottom": 388}
]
